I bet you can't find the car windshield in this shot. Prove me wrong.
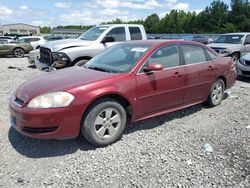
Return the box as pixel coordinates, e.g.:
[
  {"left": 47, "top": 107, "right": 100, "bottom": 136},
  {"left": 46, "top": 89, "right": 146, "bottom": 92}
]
[
  {"left": 78, "top": 26, "right": 109, "bottom": 41},
  {"left": 85, "top": 43, "right": 151, "bottom": 73},
  {"left": 214, "top": 35, "right": 244, "bottom": 44}
]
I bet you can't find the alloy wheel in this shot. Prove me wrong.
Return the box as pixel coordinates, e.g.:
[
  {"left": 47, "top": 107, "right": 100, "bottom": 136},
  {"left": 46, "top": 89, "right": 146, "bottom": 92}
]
[
  {"left": 94, "top": 108, "right": 122, "bottom": 139},
  {"left": 211, "top": 82, "right": 223, "bottom": 104}
]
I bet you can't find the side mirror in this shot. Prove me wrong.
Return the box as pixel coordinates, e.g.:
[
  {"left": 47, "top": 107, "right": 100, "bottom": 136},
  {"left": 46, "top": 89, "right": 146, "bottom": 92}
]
[
  {"left": 244, "top": 40, "right": 250, "bottom": 45},
  {"left": 101, "top": 36, "right": 115, "bottom": 43},
  {"left": 143, "top": 63, "right": 164, "bottom": 73}
]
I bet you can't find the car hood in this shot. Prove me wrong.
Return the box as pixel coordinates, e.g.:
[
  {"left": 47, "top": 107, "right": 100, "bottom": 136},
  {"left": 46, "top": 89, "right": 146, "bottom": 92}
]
[
  {"left": 207, "top": 43, "right": 240, "bottom": 51},
  {"left": 241, "top": 53, "right": 250, "bottom": 60},
  {"left": 41, "top": 39, "right": 93, "bottom": 52},
  {"left": 15, "top": 67, "right": 117, "bottom": 102}
]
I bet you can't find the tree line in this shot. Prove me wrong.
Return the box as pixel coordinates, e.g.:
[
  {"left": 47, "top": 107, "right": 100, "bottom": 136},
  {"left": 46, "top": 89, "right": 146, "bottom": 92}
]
[{"left": 41, "top": 0, "right": 250, "bottom": 34}]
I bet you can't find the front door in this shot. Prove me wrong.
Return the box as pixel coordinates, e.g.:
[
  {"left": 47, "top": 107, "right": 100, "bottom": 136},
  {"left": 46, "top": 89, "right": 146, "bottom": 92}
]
[{"left": 136, "top": 45, "right": 185, "bottom": 116}]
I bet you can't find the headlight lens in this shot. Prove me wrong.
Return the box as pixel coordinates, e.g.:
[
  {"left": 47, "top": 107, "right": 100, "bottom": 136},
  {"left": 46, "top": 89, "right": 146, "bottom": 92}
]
[
  {"left": 220, "top": 49, "right": 230, "bottom": 55},
  {"left": 52, "top": 52, "right": 69, "bottom": 61},
  {"left": 28, "top": 92, "right": 74, "bottom": 108},
  {"left": 239, "top": 57, "right": 246, "bottom": 65}
]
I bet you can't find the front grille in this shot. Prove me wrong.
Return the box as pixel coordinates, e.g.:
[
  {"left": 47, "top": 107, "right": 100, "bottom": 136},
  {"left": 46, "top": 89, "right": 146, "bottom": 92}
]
[
  {"left": 14, "top": 96, "right": 24, "bottom": 106},
  {"left": 40, "top": 47, "right": 53, "bottom": 66},
  {"left": 23, "top": 126, "right": 58, "bottom": 134},
  {"left": 244, "top": 60, "right": 250, "bottom": 66},
  {"left": 242, "top": 71, "right": 250, "bottom": 75}
]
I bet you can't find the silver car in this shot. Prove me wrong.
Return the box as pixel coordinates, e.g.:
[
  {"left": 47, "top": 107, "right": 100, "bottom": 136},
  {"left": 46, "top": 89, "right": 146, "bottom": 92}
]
[{"left": 237, "top": 54, "right": 250, "bottom": 77}]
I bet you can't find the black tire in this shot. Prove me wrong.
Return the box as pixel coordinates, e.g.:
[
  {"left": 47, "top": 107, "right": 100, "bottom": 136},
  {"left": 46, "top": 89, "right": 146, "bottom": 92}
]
[
  {"left": 231, "top": 53, "right": 240, "bottom": 63},
  {"left": 13, "top": 48, "right": 25, "bottom": 58},
  {"left": 81, "top": 98, "right": 127, "bottom": 146},
  {"left": 206, "top": 79, "right": 225, "bottom": 107},
  {"left": 74, "top": 59, "right": 89, "bottom": 67}
]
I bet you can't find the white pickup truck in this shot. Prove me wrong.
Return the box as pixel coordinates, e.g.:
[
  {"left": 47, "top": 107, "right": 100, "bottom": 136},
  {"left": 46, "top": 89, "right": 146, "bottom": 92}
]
[{"left": 36, "top": 24, "right": 147, "bottom": 71}]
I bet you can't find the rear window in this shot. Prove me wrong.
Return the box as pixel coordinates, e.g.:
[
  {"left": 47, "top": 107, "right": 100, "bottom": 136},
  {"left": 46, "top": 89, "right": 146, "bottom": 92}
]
[{"left": 129, "top": 27, "right": 142, "bottom": 40}]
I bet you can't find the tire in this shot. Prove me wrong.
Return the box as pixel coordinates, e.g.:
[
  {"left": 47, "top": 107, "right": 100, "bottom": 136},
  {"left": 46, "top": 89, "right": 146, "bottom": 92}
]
[
  {"left": 81, "top": 98, "right": 127, "bottom": 147},
  {"left": 231, "top": 53, "right": 239, "bottom": 64},
  {"left": 74, "top": 59, "right": 89, "bottom": 67},
  {"left": 206, "top": 79, "right": 225, "bottom": 107},
  {"left": 13, "top": 48, "right": 25, "bottom": 58}
]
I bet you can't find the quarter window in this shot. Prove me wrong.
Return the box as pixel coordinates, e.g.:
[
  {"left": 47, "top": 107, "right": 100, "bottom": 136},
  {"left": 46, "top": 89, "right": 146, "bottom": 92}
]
[
  {"left": 105, "top": 27, "right": 126, "bottom": 42},
  {"left": 181, "top": 45, "right": 207, "bottom": 65},
  {"left": 129, "top": 27, "right": 142, "bottom": 40},
  {"left": 206, "top": 50, "right": 217, "bottom": 60}
]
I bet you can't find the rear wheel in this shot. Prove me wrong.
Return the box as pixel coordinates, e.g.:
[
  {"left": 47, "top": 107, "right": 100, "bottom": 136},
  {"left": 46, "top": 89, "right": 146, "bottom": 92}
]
[
  {"left": 81, "top": 98, "right": 127, "bottom": 146},
  {"left": 206, "top": 79, "right": 225, "bottom": 107},
  {"left": 14, "top": 48, "right": 25, "bottom": 58},
  {"left": 231, "top": 53, "right": 239, "bottom": 64}
]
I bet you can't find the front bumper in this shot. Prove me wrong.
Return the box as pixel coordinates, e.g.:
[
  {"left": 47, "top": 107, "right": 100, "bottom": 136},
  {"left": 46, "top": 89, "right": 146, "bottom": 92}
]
[
  {"left": 9, "top": 97, "right": 84, "bottom": 139},
  {"left": 35, "top": 59, "right": 56, "bottom": 72},
  {"left": 28, "top": 53, "right": 39, "bottom": 64},
  {"left": 236, "top": 61, "right": 250, "bottom": 77}
]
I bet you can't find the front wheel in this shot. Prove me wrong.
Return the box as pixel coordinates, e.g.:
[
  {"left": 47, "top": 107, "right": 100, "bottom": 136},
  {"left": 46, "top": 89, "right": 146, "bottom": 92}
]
[
  {"left": 81, "top": 99, "right": 127, "bottom": 146},
  {"left": 231, "top": 53, "right": 239, "bottom": 64},
  {"left": 206, "top": 79, "right": 225, "bottom": 107},
  {"left": 14, "top": 48, "right": 25, "bottom": 58},
  {"left": 74, "top": 59, "right": 89, "bottom": 67}
]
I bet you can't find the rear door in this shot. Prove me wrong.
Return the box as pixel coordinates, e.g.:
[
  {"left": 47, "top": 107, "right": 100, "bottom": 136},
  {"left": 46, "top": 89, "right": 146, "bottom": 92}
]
[
  {"left": 181, "top": 44, "right": 217, "bottom": 104},
  {"left": 136, "top": 44, "right": 185, "bottom": 116}
]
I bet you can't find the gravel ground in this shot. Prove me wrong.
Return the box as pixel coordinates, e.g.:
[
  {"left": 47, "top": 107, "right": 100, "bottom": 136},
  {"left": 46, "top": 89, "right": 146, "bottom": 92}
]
[{"left": 0, "top": 57, "right": 249, "bottom": 188}]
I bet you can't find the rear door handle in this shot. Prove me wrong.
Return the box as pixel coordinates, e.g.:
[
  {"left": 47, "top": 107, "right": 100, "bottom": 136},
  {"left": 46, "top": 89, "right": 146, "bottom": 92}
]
[
  {"left": 208, "top": 66, "right": 214, "bottom": 71},
  {"left": 173, "top": 72, "right": 182, "bottom": 78}
]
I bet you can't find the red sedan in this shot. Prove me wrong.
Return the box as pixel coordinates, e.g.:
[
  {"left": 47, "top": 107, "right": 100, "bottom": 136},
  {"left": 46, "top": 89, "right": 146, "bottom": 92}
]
[{"left": 9, "top": 40, "right": 236, "bottom": 146}]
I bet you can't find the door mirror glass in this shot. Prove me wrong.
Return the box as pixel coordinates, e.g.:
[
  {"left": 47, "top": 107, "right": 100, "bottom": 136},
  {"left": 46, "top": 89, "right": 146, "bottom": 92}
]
[{"left": 143, "top": 63, "right": 163, "bottom": 72}]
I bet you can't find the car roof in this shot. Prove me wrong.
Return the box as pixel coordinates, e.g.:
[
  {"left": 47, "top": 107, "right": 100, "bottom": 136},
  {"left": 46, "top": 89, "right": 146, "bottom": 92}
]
[
  {"left": 19, "top": 36, "right": 43, "bottom": 39},
  {"left": 97, "top": 24, "right": 144, "bottom": 27},
  {"left": 119, "top": 40, "right": 206, "bottom": 48},
  {"left": 222, "top": 32, "right": 250, "bottom": 35}
]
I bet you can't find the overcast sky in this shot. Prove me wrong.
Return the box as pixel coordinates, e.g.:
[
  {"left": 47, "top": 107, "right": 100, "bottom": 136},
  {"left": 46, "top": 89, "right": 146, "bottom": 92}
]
[{"left": 0, "top": 0, "right": 231, "bottom": 27}]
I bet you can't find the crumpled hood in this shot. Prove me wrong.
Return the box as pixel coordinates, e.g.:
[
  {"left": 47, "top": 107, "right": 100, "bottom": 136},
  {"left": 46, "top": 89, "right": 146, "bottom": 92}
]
[
  {"left": 207, "top": 43, "right": 241, "bottom": 52},
  {"left": 15, "top": 67, "right": 116, "bottom": 102},
  {"left": 41, "top": 39, "right": 93, "bottom": 52}
]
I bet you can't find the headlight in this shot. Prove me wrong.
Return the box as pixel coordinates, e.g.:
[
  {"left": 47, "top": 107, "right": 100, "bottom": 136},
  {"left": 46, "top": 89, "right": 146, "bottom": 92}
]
[
  {"left": 239, "top": 58, "right": 246, "bottom": 65},
  {"left": 52, "top": 52, "right": 69, "bottom": 61},
  {"left": 220, "top": 49, "right": 230, "bottom": 55},
  {"left": 28, "top": 92, "right": 74, "bottom": 108}
]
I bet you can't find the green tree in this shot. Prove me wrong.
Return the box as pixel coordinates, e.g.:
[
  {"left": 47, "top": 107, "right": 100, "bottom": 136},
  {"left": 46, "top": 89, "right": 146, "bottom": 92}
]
[
  {"left": 229, "top": 0, "right": 250, "bottom": 31},
  {"left": 40, "top": 26, "right": 51, "bottom": 33},
  {"left": 144, "top": 13, "right": 160, "bottom": 33}
]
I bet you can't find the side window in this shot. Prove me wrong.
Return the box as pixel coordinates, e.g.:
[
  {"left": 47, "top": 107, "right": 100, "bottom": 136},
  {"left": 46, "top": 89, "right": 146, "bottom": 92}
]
[
  {"left": 141, "top": 45, "right": 179, "bottom": 71},
  {"left": 105, "top": 27, "right": 126, "bottom": 42},
  {"left": 129, "top": 27, "right": 142, "bottom": 40},
  {"left": 245, "top": 35, "right": 250, "bottom": 44},
  {"left": 181, "top": 45, "right": 207, "bottom": 65},
  {"left": 206, "top": 50, "right": 217, "bottom": 60},
  {"left": 29, "top": 38, "right": 40, "bottom": 42}
]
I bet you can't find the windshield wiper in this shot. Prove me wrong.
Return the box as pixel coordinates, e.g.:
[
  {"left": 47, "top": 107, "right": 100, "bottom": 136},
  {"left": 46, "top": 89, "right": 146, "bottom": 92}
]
[{"left": 88, "top": 66, "right": 111, "bottom": 73}]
